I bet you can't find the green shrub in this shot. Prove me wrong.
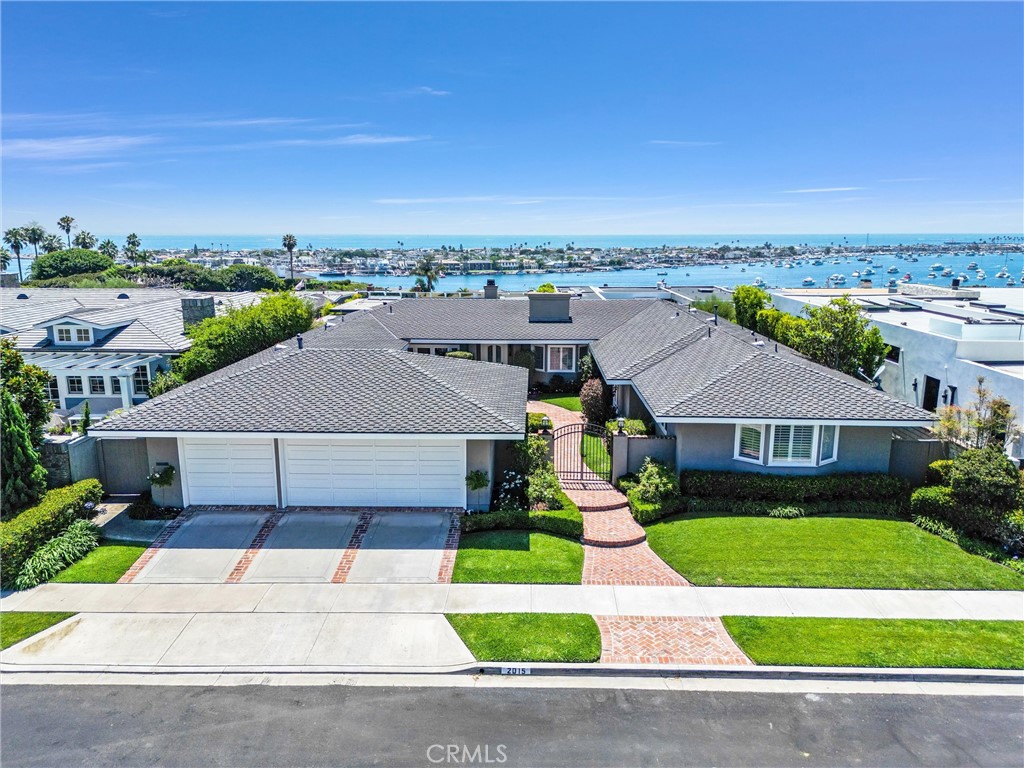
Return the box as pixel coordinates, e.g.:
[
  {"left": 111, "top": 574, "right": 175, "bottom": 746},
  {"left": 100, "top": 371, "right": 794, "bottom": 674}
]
[
  {"left": 1, "top": 391, "right": 47, "bottom": 517},
  {"left": 910, "top": 485, "right": 1005, "bottom": 541},
  {"left": 0, "top": 479, "right": 103, "bottom": 587},
  {"left": 616, "top": 473, "right": 638, "bottom": 494},
  {"left": 949, "top": 447, "right": 1021, "bottom": 512},
  {"left": 605, "top": 418, "right": 650, "bottom": 436},
  {"left": 126, "top": 491, "right": 181, "bottom": 521},
  {"left": 526, "top": 412, "right": 549, "bottom": 433},
  {"left": 510, "top": 349, "right": 535, "bottom": 370},
  {"left": 998, "top": 509, "right": 1024, "bottom": 553},
  {"left": 670, "top": 496, "right": 903, "bottom": 521},
  {"left": 29, "top": 249, "right": 114, "bottom": 281},
  {"left": 14, "top": 520, "right": 100, "bottom": 590},
  {"left": 534, "top": 283, "right": 556, "bottom": 293},
  {"left": 635, "top": 457, "right": 678, "bottom": 503},
  {"left": 511, "top": 435, "right": 550, "bottom": 475},
  {"left": 626, "top": 487, "right": 685, "bottom": 525},
  {"left": 462, "top": 493, "right": 583, "bottom": 540},
  {"left": 579, "top": 377, "right": 609, "bottom": 425},
  {"left": 913, "top": 515, "right": 1024, "bottom": 576},
  {"left": 445, "top": 351, "right": 474, "bottom": 360},
  {"left": 926, "top": 459, "right": 954, "bottom": 486},
  {"left": 527, "top": 466, "right": 562, "bottom": 509},
  {"left": 679, "top": 470, "right": 906, "bottom": 503}
]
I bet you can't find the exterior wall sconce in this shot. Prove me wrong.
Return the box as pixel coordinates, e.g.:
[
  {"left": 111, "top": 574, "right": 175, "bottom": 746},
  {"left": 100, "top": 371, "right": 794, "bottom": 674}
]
[
  {"left": 911, "top": 378, "right": 918, "bottom": 392},
  {"left": 541, "top": 416, "right": 551, "bottom": 433},
  {"left": 617, "top": 417, "right": 625, "bottom": 434}
]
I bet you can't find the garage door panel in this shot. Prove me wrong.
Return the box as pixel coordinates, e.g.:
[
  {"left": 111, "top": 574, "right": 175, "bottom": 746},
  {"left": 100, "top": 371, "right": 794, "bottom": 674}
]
[
  {"left": 183, "top": 438, "right": 277, "bottom": 506},
  {"left": 282, "top": 438, "right": 467, "bottom": 508}
]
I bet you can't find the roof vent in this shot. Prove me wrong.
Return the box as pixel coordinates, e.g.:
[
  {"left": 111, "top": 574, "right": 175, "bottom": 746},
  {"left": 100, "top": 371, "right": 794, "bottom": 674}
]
[
  {"left": 752, "top": 340, "right": 765, "bottom": 347},
  {"left": 116, "top": 293, "right": 130, "bottom": 299},
  {"left": 16, "top": 293, "right": 28, "bottom": 299},
  {"left": 296, "top": 333, "right": 304, "bottom": 350}
]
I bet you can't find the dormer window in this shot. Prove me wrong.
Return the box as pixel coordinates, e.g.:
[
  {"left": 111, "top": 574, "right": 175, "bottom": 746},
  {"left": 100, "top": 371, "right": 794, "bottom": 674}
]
[
  {"left": 55, "top": 326, "right": 92, "bottom": 344},
  {"left": 56, "top": 327, "right": 72, "bottom": 342},
  {"left": 76, "top": 328, "right": 91, "bottom": 343}
]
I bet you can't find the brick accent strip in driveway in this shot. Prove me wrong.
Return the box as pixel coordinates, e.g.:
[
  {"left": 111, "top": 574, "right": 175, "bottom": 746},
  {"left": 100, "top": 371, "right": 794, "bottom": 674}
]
[
  {"left": 596, "top": 615, "right": 752, "bottom": 665},
  {"left": 331, "top": 511, "right": 375, "bottom": 584},
  {"left": 436, "top": 512, "right": 463, "bottom": 584},
  {"left": 225, "top": 512, "right": 284, "bottom": 584},
  {"left": 116, "top": 509, "right": 195, "bottom": 584}
]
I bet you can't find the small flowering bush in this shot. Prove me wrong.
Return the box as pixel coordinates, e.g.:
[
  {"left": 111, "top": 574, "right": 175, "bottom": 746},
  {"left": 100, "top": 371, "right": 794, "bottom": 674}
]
[
  {"left": 495, "top": 469, "right": 527, "bottom": 512},
  {"left": 527, "top": 465, "right": 562, "bottom": 510}
]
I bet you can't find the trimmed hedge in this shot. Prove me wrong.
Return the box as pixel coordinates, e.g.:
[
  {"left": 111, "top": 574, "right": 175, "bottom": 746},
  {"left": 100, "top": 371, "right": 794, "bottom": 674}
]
[
  {"left": 627, "top": 488, "right": 685, "bottom": 525},
  {"left": 604, "top": 418, "right": 650, "bottom": 436},
  {"left": 0, "top": 479, "right": 103, "bottom": 588},
  {"left": 909, "top": 484, "right": 1010, "bottom": 542},
  {"left": 462, "top": 490, "right": 583, "bottom": 539},
  {"left": 679, "top": 470, "right": 906, "bottom": 503},
  {"left": 527, "top": 412, "right": 549, "bottom": 433},
  {"left": 445, "top": 351, "right": 474, "bottom": 360}
]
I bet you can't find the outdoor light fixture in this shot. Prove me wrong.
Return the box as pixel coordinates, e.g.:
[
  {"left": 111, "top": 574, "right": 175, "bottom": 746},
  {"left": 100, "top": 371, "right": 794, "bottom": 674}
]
[
  {"left": 541, "top": 416, "right": 551, "bottom": 432},
  {"left": 617, "top": 417, "right": 625, "bottom": 434},
  {"left": 912, "top": 378, "right": 918, "bottom": 392},
  {"left": 942, "top": 388, "right": 949, "bottom": 405}
]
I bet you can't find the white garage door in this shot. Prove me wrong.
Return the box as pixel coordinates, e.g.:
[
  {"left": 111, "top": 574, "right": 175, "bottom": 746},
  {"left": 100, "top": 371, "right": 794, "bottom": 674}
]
[
  {"left": 283, "top": 438, "right": 466, "bottom": 508},
  {"left": 182, "top": 438, "right": 278, "bottom": 506}
]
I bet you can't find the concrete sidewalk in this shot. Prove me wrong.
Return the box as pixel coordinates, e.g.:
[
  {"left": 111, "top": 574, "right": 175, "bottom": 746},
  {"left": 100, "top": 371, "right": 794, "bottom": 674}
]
[{"left": 3, "top": 582, "right": 1022, "bottom": 621}]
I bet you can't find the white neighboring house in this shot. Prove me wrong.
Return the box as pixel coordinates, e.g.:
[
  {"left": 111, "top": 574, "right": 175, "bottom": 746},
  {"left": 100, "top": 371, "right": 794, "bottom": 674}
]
[{"left": 0, "top": 288, "right": 263, "bottom": 419}]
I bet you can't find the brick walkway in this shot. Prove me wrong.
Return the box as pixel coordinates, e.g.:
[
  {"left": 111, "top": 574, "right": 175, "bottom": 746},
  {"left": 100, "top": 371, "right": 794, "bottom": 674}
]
[
  {"left": 583, "top": 542, "right": 689, "bottom": 586},
  {"left": 596, "top": 615, "right": 752, "bottom": 665},
  {"left": 116, "top": 509, "right": 195, "bottom": 584}
]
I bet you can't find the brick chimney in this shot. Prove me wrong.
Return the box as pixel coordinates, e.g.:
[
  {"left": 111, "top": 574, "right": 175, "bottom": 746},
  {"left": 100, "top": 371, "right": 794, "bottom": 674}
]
[
  {"left": 483, "top": 279, "right": 499, "bottom": 299},
  {"left": 181, "top": 295, "right": 216, "bottom": 328}
]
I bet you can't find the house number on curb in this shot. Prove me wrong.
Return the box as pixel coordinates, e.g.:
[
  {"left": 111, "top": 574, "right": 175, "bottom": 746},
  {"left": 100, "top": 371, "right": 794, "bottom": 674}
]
[{"left": 500, "top": 667, "right": 531, "bottom": 675}]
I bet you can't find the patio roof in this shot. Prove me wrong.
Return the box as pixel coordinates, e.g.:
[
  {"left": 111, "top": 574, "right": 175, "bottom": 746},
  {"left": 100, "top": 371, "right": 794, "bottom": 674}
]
[{"left": 22, "top": 351, "right": 162, "bottom": 375}]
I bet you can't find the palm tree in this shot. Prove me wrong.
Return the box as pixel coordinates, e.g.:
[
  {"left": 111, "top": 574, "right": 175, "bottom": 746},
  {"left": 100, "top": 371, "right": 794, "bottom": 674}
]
[
  {"left": 1, "top": 248, "right": 11, "bottom": 272},
  {"left": 57, "top": 215, "right": 76, "bottom": 248},
  {"left": 123, "top": 233, "right": 141, "bottom": 265},
  {"left": 282, "top": 233, "right": 297, "bottom": 279},
  {"left": 73, "top": 231, "right": 97, "bottom": 249},
  {"left": 3, "top": 227, "right": 26, "bottom": 280},
  {"left": 98, "top": 239, "right": 118, "bottom": 259},
  {"left": 411, "top": 253, "right": 439, "bottom": 292},
  {"left": 41, "top": 233, "right": 63, "bottom": 253},
  {"left": 24, "top": 222, "right": 45, "bottom": 258}
]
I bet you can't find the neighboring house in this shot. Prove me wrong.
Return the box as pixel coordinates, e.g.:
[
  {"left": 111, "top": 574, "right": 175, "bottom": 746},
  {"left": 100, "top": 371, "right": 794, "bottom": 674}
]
[
  {"left": 0, "top": 288, "right": 264, "bottom": 416},
  {"left": 90, "top": 290, "right": 935, "bottom": 511},
  {"left": 770, "top": 285, "right": 1024, "bottom": 419}
]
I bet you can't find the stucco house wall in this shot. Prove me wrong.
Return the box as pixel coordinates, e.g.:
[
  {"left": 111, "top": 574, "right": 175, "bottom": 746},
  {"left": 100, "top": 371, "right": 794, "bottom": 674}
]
[{"left": 673, "top": 422, "right": 893, "bottom": 475}]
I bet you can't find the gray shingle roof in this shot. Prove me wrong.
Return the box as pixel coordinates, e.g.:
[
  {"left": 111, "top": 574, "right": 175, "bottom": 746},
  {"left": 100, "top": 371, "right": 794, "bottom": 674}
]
[
  {"left": 92, "top": 348, "right": 527, "bottom": 435},
  {"left": 367, "top": 298, "right": 653, "bottom": 342},
  {"left": 281, "top": 311, "right": 405, "bottom": 350},
  {"left": 593, "top": 300, "right": 933, "bottom": 423}
]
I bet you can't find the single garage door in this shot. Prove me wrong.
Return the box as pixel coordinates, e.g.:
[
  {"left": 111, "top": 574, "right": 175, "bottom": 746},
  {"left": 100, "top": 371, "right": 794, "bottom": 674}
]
[
  {"left": 283, "top": 438, "right": 466, "bottom": 508},
  {"left": 182, "top": 437, "right": 278, "bottom": 506}
]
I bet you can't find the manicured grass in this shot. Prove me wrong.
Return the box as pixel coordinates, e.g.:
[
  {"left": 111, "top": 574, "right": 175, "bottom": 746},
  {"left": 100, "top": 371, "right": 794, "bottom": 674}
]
[
  {"left": 50, "top": 540, "right": 150, "bottom": 584},
  {"left": 1, "top": 612, "right": 76, "bottom": 650},
  {"left": 581, "top": 433, "right": 610, "bottom": 477},
  {"left": 723, "top": 616, "right": 1024, "bottom": 669},
  {"left": 645, "top": 512, "right": 1024, "bottom": 590},
  {"left": 535, "top": 393, "right": 582, "bottom": 412},
  {"left": 453, "top": 530, "right": 583, "bottom": 584},
  {"left": 447, "top": 613, "right": 601, "bottom": 662}
]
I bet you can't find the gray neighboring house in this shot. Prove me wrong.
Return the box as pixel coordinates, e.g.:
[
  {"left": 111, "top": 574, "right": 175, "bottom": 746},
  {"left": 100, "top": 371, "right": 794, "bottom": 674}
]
[
  {"left": 92, "top": 346, "right": 527, "bottom": 510},
  {"left": 0, "top": 288, "right": 263, "bottom": 418}
]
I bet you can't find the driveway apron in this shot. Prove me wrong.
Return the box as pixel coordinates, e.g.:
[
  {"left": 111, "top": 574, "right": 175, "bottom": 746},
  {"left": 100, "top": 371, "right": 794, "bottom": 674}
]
[
  {"left": 241, "top": 512, "right": 360, "bottom": 583},
  {"left": 345, "top": 512, "right": 450, "bottom": 584}
]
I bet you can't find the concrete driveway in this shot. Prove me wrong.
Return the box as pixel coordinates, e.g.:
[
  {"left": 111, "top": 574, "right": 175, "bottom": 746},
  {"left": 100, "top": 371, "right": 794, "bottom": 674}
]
[
  {"left": 241, "top": 512, "right": 360, "bottom": 583},
  {"left": 345, "top": 512, "right": 451, "bottom": 584}
]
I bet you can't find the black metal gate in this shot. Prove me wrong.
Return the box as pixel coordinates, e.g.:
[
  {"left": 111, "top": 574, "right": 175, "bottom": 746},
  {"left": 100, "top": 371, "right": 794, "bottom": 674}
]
[{"left": 551, "top": 422, "right": 612, "bottom": 482}]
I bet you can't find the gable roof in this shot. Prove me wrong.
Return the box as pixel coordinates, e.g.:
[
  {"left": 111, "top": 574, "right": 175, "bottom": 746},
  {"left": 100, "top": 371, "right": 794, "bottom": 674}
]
[
  {"left": 592, "top": 300, "right": 933, "bottom": 424},
  {"left": 91, "top": 347, "right": 527, "bottom": 436}
]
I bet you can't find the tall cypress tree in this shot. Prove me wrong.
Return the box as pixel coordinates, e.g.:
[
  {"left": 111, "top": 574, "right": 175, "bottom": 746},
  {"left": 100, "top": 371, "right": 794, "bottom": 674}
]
[{"left": 1, "top": 390, "right": 47, "bottom": 516}]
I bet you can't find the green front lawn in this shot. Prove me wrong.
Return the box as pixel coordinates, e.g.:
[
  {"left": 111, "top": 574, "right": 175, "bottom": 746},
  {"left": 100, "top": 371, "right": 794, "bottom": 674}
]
[
  {"left": 50, "top": 540, "right": 150, "bottom": 584},
  {"left": 1, "top": 612, "right": 76, "bottom": 650},
  {"left": 646, "top": 513, "right": 1024, "bottom": 590},
  {"left": 723, "top": 616, "right": 1024, "bottom": 669},
  {"left": 447, "top": 613, "right": 601, "bottom": 662},
  {"left": 453, "top": 530, "right": 583, "bottom": 584},
  {"left": 581, "top": 433, "right": 610, "bottom": 477},
  {"left": 535, "top": 393, "right": 582, "bottom": 412}
]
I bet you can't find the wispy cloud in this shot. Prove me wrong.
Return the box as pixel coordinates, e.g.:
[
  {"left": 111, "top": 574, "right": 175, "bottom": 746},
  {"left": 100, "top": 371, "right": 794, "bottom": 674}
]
[
  {"left": 2, "top": 135, "right": 159, "bottom": 160},
  {"left": 878, "top": 177, "right": 931, "bottom": 183},
  {"left": 265, "top": 134, "right": 427, "bottom": 147},
  {"left": 647, "top": 140, "right": 721, "bottom": 147},
  {"left": 410, "top": 86, "right": 451, "bottom": 96},
  {"left": 779, "top": 186, "right": 864, "bottom": 194},
  {"left": 184, "top": 117, "right": 314, "bottom": 128},
  {"left": 36, "top": 161, "right": 130, "bottom": 174}
]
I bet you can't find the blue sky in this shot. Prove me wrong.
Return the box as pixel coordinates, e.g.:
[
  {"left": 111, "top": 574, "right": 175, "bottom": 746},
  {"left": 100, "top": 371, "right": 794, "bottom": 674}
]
[{"left": 2, "top": 1, "right": 1022, "bottom": 236}]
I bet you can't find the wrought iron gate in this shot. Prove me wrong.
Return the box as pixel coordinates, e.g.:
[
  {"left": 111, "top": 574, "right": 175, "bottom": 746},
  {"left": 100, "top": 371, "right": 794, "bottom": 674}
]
[{"left": 551, "top": 422, "right": 612, "bottom": 482}]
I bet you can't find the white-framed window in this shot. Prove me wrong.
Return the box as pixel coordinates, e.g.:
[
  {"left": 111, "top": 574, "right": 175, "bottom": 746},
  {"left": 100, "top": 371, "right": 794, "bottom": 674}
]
[
  {"left": 733, "top": 424, "right": 765, "bottom": 463},
  {"left": 88, "top": 376, "right": 106, "bottom": 395},
  {"left": 485, "top": 345, "right": 503, "bottom": 363},
  {"left": 111, "top": 377, "right": 122, "bottom": 394},
  {"left": 133, "top": 365, "right": 150, "bottom": 395},
  {"left": 547, "top": 345, "right": 575, "bottom": 372},
  {"left": 819, "top": 424, "right": 839, "bottom": 464},
  {"left": 770, "top": 424, "right": 816, "bottom": 465},
  {"left": 56, "top": 327, "right": 73, "bottom": 342},
  {"left": 75, "top": 328, "right": 91, "bottom": 343},
  {"left": 45, "top": 377, "right": 60, "bottom": 403},
  {"left": 66, "top": 376, "right": 84, "bottom": 395},
  {"left": 55, "top": 326, "right": 91, "bottom": 343}
]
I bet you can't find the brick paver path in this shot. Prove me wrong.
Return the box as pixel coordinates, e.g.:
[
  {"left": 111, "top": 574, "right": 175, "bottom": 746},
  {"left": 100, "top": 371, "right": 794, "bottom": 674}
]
[
  {"left": 596, "top": 615, "right": 752, "bottom": 665},
  {"left": 583, "top": 543, "right": 690, "bottom": 586}
]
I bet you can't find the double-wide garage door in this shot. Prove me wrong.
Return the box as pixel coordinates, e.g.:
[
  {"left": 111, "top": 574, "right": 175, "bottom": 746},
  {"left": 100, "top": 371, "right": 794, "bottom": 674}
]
[{"left": 182, "top": 437, "right": 466, "bottom": 508}]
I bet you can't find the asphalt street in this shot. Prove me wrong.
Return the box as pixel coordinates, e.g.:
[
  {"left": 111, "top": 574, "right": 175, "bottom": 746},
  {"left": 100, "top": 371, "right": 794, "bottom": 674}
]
[{"left": 2, "top": 684, "right": 1021, "bottom": 767}]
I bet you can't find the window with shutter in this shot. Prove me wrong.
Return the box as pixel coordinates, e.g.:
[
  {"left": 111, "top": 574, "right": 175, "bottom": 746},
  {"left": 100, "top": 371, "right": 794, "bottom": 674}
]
[
  {"left": 770, "top": 423, "right": 819, "bottom": 465},
  {"left": 771, "top": 425, "right": 791, "bottom": 460},
  {"left": 734, "top": 424, "right": 764, "bottom": 463}
]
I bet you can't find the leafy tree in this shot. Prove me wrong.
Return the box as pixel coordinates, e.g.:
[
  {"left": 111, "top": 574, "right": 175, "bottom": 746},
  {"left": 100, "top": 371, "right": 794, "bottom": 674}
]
[
  {"left": 220, "top": 264, "right": 284, "bottom": 292},
  {"left": 72, "top": 230, "right": 98, "bottom": 249},
  {"left": 411, "top": 253, "right": 439, "bottom": 292},
  {"left": 135, "top": 261, "right": 227, "bottom": 291},
  {"left": 3, "top": 227, "right": 27, "bottom": 280},
  {"left": 733, "top": 284, "right": 769, "bottom": 330},
  {"left": 29, "top": 249, "right": 114, "bottom": 281},
  {"left": 0, "top": 248, "right": 10, "bottom": 271},
  {"left": 793, "top": 296, "right": 889, "bottom": 378},
  {"left": 510, "top": 349, "right": 535, "bottom": 371},
  {"left": 148, "top": 371, "right": 185, "bottom": 397},
  {"left": 79, "top": 400, "right": 91, "bottom": 436},
  {"left": 936, "top": 376, "right": 1017, "bottom": 450},
  {"left": 57, "top": 215, "right": 76, "bottom": 248},
  {"left": 1, "top": 390, "right": 48, "bottom": 516},
  {"left": 948, "top": 446, "right": 1021, "bottom": 513},
  {"left": 0, "top": 338, "right": 54, "bottom": 448},
  {"left": 282, "top": 233, "right": 297, "bottom": 279},
  {"left": 123, "top": 233, "right": 141, "bottom": 265},
  {"left": 41, "top": 233, "right": 64, "bottom": 254},
  {"left": 23, "top": 222, "right": 46, "bottom": 258},
  {"left": 172, "top": 292, "right": 314, "bottom": 382},
  {"left": 97, "top": 239, "right": 118, "bottom": 259}
]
